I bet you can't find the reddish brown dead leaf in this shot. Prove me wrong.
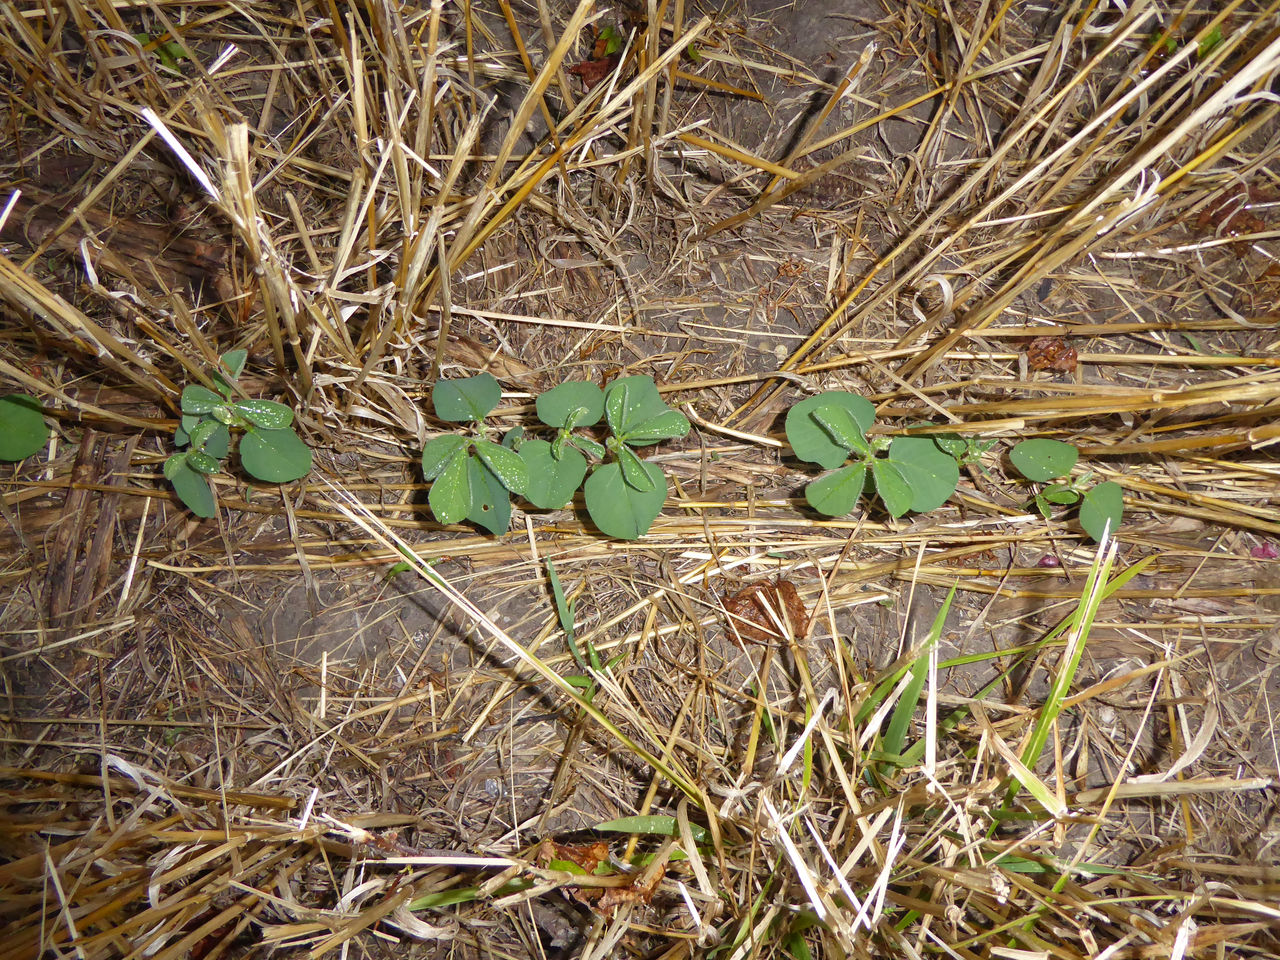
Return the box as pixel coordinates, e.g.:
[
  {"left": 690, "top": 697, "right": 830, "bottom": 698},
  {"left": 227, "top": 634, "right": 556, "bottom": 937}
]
[
  {"left": 596, "top": 865, "right": 663, "bottom": 915},
  {"left": 723, "top": 579, "right": 808, "bottom": 642},
  {"left": 1025, "top": 336, "right": 1078, "bottom": 374},
  {"left": 1194, "top": 187, "right": 1272, "bottom": 241},
  {"left": 539, "top": 839, "right": 610, "bottom": 875},
  {"left": 568, "top": 54, "right": 620, "bottom": 91}
]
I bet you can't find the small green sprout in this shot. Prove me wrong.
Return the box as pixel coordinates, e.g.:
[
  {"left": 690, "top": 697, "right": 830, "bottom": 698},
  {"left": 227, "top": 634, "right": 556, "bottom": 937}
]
[
  {"left": 167, "top": 349, "right": 312, "bottom": 517},
  {"left": 785, "top": 391, "right": 959, "bottom": 519},
  {"left": 1009, "top": 438, "right": 1122, "bottom": 541}
]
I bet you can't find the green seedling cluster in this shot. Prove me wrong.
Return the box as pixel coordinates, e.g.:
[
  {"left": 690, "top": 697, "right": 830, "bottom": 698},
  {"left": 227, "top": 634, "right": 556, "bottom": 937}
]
[
  {"left": 1009, "top": 438, "right": 1123, "bottom": 541},
  {"left": 3, "top": 358, "right": 1123, "bottom": 545},
  {"left": 166, "top": 349, "right": 312, "bottom": 518},
  {"left": 784, "top": 391, "right": 960, "bottom": 519},
  {"left": 421, "top": 373, "right": 690, "bottom": 539}
]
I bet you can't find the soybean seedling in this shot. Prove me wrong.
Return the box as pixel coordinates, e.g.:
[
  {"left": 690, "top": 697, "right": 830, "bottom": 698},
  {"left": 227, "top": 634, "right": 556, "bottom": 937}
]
[
  {"left": 421, "top": 372, "right": 528, "bottom": 535},
  {"left": 1009, "top": 439, "right": 1123, "bottom": 541},
  {"left": 168, "top": 349, "right": 312, "bottom": 517},
  {"left": 785, "top": 391, "right": 959, "bottom": 519}
]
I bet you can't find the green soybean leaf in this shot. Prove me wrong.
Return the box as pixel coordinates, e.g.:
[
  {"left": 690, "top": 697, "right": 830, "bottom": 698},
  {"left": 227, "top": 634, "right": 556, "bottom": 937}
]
[
  {"left": 233, "top": 398, "right": 294, "bottom": 430},
  {"left": 175, "top": 414, "right": 203, "bottom": 447},
  {"left": 502, "top": 426, "right": 523, "bottom": 449},
  {"left": 598, "top": 23, "right": 623, "bottom": 56},
  {"left": 584, "top": 460, "right": 666, "bottom": 540},
  {"left": 571, "top": 435, "right": 606, "bottom": 460},
  {"left": 213, "top": 349, "right": 248, "bottom": 396},
  {"left": 1198, "top": 24, "right": 1223, "bottom": 58},
  {"left": 186, "top": 418, "right": 219, "bottom": 451},
  {"left": 429, "top": 450, "right": 470, "bottom": 524},
  {"left": 785, "top": 393, "right": 875, "bottom": 469},
  {"left": 466, "top": 454, "right": 513, "bottom": 534},
  {"left": 220, "top": 350, "right": 248, "bottom": 378},
  {"left": 887, "top": 436, "right": 960, "bottom": 513},
  {"left": 804, "top": 463, "right": 867, "bottom": 517},
  {"left": 203, "top": 423, "right": 230, "bottom": 459},
  {"left": 618, "top": 444, "right": 656, "bottom": 492},
  {"left": 1079, "top": 480, "right": 1123, "bottom": 542},
  {"left": 519, "top": 439, "right": 587, "bottom": 509},
  {"left": 1010, "top": 439, "right": 1078, "bottom": 482},
  {"left": 1041, "top": 483, "right": 1081, "bottom": 506},
  {"left": 603, "top": 376, "right": 671, "bottom": 437},
  {"left": 165, "top": 454, "right": 216, "bottom": 518},
  {"left": 240, "top": 428, "right": 312, "bottom": 482},
  {"left": 871, "top": 459, "right": 913, "bottom": 517},
  {"left": 422, "top": 435, "right": 467, "bottom": 480},
  {"left": 473, "top": 438, "right": 529, "bottom": 495},
  {"left": 622, "top": 409, "right": 690, "bottom": 446},
  {"left": 1034, "top": 493, "right": 1054, "bottom": 520},
  {"left": 536, "top": 381, "right": 604, "bottom": 429},
  {"left": 0, "top": 394, "right": 49, "bottom": 461},
  {"left": 181, "top": 384, "right": 222, "bottom": 415},
  {"left": 812, "top": 406, "right": 867, "bottom": 454},
  {"left": 433, "top": 373, "right": 502, "bottom": 422},
  {"left": 163, "top": 451, "right": 188, "bottom": 482},
  {"left": 185, "top": 450, "right": 222, "bottom": 475},
  {"left": 931, "top": 433, "right": 966, "bottom": 458}
]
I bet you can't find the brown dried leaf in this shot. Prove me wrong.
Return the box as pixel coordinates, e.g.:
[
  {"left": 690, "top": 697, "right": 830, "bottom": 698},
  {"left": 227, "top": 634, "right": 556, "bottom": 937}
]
[
  {"left": 596, "top": 865, "right": 663, "bottom": 915},
  {"left": 568, "top": 54, "right": 620, "bottom": 91},
  {"left": 1194, "top": 187, "right": 1271, "bottom": 240},
  {"left": 722, "top": 579, "right": 808, "bottom": 642},
  {"left": 539, "top": 839, "right": 610, "bottom": 875},
  {"left": 1025, "top": 336, "right": 1078, "bottom": 373}
]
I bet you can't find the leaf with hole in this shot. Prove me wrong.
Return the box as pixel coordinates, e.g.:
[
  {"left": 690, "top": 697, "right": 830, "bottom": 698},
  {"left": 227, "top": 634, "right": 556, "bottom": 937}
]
[
  {"left": 473, "top": 438, "right": 529, "bottom": 495},
  {"left": 240, "top": 428, "right": 312, "bottom": 482},
  {"left": 165, "top": 453, "right": 216, "bottom": 518},
  {"left": 466, "top": 454, "right": 513, "bottom": 534},
  {"left": 886, "top": 436, "right": 960, "bottom": 513},
  {"left": 0, "top": 394, "right": 49, "bottom": 461},
  {"left": 428, "top": 450, "right": 470, "bottom": 524},
  {"left": 785, "top": 392, "right": 875, "bottom": 469},
  {"left": 520, "top": 440, "right": 587, "bottom": 509},
  {"left": 432, "top": 372, "right": 501, "bottom": 422},
  {"left": 804, "top": 463, "right": 867, "bottom": 517},
  {"left": 584, "top": 460, "right": 666, "bottom": 540},
  {"left": 1010, "top": 439, "right": 1078, "bottom": 482},
  {"left": 537, "top": 381, "right": 604, "bottom": 430},
  {"left": 421, "top": 435, "right": 467, "bottom": 481},
  {"left": 1079, "top": 480, "right": 1123, "bottom": 542},
  {"left": 181, "top": 384, "right": 222, "bottom": 415},
  {"left": 233, "top": 398, "right": 294, "bottom": 431}
]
